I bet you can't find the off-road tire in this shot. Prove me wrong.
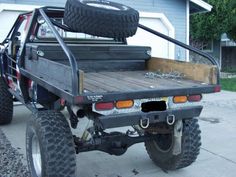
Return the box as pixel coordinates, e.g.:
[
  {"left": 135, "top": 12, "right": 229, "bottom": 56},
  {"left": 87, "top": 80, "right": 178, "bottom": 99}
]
[
  {"left": 0, "top": 77, "right": 13, "bottom": 125},
  {"left": 145, "top": 118, "right": 201, "bottom": 170},
  {"left": 64, "top": 0, "right": 139, "bottom": 38},
  {"left": 26, "top": 111, "right": 76, "bottom": 177}
]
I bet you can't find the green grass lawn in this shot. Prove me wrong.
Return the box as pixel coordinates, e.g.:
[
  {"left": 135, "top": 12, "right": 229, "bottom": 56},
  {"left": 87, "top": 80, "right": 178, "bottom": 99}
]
[
  {"left": 220, "top": 78, "right": 236, "bottom": 92},
  {"left": 222, "top": 68, "right": 236, "bottom": 73}
]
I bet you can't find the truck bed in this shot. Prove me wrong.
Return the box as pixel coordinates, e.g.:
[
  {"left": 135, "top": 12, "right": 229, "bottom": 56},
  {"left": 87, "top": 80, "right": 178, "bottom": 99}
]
[
  {"left": 84, "top": 71, "right": 204, "bottom": 93},
  {"left": 23, "top": 43, "right": 218, "bottom": 104}
]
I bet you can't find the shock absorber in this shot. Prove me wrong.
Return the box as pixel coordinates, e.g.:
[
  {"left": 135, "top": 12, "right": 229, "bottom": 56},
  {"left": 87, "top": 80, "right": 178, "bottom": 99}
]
[{"left": 67, "top": 105, "right": 79, "bottom": 129}]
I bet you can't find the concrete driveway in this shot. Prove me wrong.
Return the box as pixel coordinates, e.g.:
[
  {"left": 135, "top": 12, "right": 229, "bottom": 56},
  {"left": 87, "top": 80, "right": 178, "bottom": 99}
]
[{"left": 1, "top": 91, "right": 236, "bottom": 177}]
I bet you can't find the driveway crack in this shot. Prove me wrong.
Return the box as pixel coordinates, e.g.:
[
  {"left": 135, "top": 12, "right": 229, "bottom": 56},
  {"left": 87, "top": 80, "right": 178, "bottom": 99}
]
[{"left": 201, "top": 147, "right": 236, "bottom": 165}]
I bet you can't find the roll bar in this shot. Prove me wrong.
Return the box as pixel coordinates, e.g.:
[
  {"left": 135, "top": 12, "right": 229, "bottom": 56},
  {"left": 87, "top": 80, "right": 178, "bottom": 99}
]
[
  {"left": 39, "top": 8, "right": 79, "bottom": 95},
  {"left": 28, "top": 7, "right": 220, "bottom": 96}
]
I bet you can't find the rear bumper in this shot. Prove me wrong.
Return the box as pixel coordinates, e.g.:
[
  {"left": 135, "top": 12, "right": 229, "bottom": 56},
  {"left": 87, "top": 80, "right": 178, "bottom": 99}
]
[{"left": 98, "top": 105, "right": 203, "bottom": 129}]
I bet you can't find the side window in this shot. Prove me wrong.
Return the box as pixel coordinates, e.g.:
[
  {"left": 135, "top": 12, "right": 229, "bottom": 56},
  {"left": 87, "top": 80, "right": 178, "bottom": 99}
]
[
  {"left": 15, "top": 17, "right": 28, "bottom": 42},
  {"left": 14, "top": 15, "right": 31, "bottom": 45},
  {"left": 36, "top": 17, "right": 112, "bottom": 41},
  {"left": 11, "top": 14, "right": 31, "bottom": 57}
]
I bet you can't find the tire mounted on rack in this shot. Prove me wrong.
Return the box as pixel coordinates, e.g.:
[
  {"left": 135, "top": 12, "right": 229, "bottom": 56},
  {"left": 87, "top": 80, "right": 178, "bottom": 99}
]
[{"left": 63, "top": 0, "right": 139, "bottom": 38}]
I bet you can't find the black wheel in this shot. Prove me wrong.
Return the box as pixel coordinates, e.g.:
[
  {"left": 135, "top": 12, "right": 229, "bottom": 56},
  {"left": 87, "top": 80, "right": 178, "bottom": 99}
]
[
  {"left": 145, "top": 119, "right": 201, "bottom": 170},
  {"left": 64, "top": 0, "right": 139, "bottom": 38},
  {"left": 0, "top": 77, "right": 13, "bottom": 125},
  {"left": 26, "top": 111, "right": 76, "bottom": 177}
]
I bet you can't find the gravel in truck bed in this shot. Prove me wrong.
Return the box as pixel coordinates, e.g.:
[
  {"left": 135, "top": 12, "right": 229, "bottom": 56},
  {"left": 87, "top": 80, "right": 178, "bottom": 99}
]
[
  {"left": 0, "top": 129, "right": 29, "bottom": 177},
  {"left": 145, "top": 71, "right": 185, "bottom": 80}
]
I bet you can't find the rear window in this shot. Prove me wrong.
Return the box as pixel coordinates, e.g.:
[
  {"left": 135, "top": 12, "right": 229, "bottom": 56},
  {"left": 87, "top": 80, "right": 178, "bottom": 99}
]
[{"left": 36, "top": 18, "right": 113, "bottom": 41}]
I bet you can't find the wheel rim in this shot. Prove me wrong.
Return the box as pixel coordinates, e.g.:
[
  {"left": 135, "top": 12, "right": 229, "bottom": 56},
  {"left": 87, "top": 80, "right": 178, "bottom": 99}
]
[
  {"left": 153, "top": 134, "right": 173, "bottom": 152},
  {"left": 86, "top": 3, "right": 121, "bottom": 10},
  {"left": 31, "top": 134, "right": 42, "bottom": 177}
]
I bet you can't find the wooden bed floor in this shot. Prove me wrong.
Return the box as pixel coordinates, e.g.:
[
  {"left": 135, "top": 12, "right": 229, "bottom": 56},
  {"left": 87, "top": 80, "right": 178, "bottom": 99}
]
[{"left": 84, "top": 71, "right": 206, "bottom": 93}]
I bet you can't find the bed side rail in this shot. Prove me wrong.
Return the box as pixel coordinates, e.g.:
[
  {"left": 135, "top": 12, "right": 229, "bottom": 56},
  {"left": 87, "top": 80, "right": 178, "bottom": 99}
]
[{"left": 138, "top": 24, "right": 220, "bottom": 85}]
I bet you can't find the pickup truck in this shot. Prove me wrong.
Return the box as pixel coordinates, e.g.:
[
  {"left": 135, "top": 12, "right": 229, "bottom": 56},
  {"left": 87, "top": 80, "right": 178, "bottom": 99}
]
[{"left": 0, "top": 1, "right": 220, "bottom": 176}]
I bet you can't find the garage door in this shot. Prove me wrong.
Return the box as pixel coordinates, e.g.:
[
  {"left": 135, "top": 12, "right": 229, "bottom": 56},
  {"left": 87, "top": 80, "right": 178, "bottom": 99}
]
[
  {"left": 0, "top": 10, "right": 175, "bottom": 59},
  {"left": 0, "top": 10, "right": 22, "bottom": 42},
  {"left": 127, "top": 13, "right": 175, "bottom": 59}
]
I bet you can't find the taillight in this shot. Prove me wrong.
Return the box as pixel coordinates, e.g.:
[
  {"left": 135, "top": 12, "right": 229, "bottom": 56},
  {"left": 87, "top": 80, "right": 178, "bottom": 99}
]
[
  {"left": 173, "top": 96, "right": 187, "bottom": 103},
  {"left": 60, "top": 99, "right": 66, "bottom": 106},
  {"left": 95, "top": 102, "right": 114, "bottom": 111},
  {"left": 116, "top": 100, "right": 134, "bottom": 109},
  {"left": 214, "top": 85, "right": 221, "bottom": 92},
  {"left": 188, "top": 95, "right": 202, "bottom": 102}
]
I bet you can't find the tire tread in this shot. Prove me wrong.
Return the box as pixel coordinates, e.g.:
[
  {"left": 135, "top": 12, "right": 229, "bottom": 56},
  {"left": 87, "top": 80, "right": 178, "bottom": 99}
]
[
  {"left": 26, "top": 111, "right": 76, "bottom": 177},
  {"left": 0, "top": 78, "right": 13, "bottom": 125},
  {"left": 63, "top": 0, "right": 139, "bottom": 38},
  {"left": 145, "top": 118, "right": 201, "bottom": 170}
]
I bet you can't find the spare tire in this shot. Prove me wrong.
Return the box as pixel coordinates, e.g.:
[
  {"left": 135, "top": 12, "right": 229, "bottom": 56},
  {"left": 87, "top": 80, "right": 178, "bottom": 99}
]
[{"left": 64, "top": 0, "right": 139, "bottom": 38}]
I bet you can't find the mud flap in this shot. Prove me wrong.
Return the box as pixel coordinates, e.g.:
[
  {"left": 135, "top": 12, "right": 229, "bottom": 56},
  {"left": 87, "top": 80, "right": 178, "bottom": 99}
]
[{"left": 172, "top": 120, "right": 183, "bottom": 155}]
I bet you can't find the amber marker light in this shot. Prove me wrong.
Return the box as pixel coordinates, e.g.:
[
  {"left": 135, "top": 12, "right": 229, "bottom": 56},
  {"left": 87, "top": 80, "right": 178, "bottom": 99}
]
[
  {"left": 173, "top": 96, "right": 187, "bottom": 103},
  {"left": 116, "top": 100, "right": 134, "bottom": 109}
]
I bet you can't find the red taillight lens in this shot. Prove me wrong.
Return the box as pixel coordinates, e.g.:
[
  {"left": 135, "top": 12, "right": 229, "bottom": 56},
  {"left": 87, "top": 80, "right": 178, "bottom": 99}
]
[
  {"left": 60, "top": 99, "right": 66, "bottom": 106},
  {"left": 188, "top": 95, "right": 202, "bottom": 102},
  {"left": 95, "top": 102, "right": 114, "bottom": 110},
  {"left": 214, "top": 85, "right": 221, "bottom": 92}
]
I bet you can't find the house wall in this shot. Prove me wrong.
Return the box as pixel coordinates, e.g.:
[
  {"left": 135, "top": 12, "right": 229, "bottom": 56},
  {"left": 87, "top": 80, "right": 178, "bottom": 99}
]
[{"left": 0, "top": 0, "right": 187, "bottom": 59}]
